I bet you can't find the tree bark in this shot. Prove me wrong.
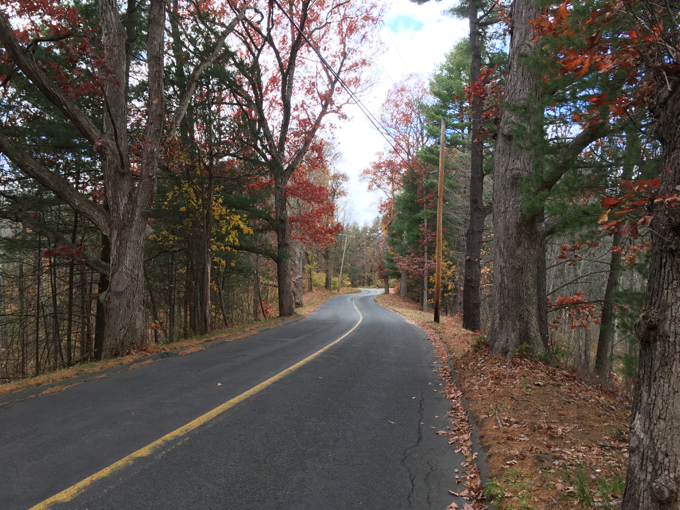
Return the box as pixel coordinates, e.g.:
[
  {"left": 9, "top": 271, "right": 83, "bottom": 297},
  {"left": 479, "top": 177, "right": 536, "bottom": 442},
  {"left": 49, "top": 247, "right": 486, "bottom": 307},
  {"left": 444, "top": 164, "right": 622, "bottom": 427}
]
[
  {"left": 306, "top": 251, "right": 313, "bottom": 292},
  {"left": 423, "top": 217, "right": 428, "bottom": 312},
  {"left": 595, "top": 231, "right": 622, "bottom": 378},
  {"left": 400, "top": 270, "right": 408, "bottom": 298},
  {"left": 93, "top": 233, "right": 110, "bottom": 361},
  {"left": 275, "top": 180, "right": 295, "bottom": 316},
  {"left": 292, "top": 241, "right": 305, "bottom": 308},
  {"left": 622, "top": 78, "right": 680, "bottom": 510},
  {"left": 18, "top": 263, "right": 26, "bottom": 377},
  {"left": 199, "top": 165, "right": 214, "bottom": 335},
  {"left": 253, "top": 261, "right": 261, "bottom": 321},
  {"left": 462, "top": 0, "right": 484, "bottom": 332},
  {"left": 98, "top": 0, "right": 165, "bottom": 358},
  {"left": 324, "top": 247, "right": 332, "bottom": 290},
  {"left": 489, "top": 0, "right": 548, "bottom": 356}
]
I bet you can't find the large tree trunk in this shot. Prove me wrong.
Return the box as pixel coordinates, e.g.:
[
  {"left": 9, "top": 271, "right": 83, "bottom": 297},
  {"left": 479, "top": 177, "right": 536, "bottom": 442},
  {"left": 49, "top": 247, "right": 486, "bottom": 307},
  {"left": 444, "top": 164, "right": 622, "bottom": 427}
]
[
  {"left": 489, "top": 0, "right": 548, "bottom": 356},
  {"left": 275, "top": 180, "right": 295, "bottom": 316},
  {"left": 97, "top": 0, "right": 165, "bottom": 358},
  {"left": 462, "top": 0, "right": 484, "bottom": 332},
  {"left": 400, "top": 270, "right": 408, "bottom": 298},
  {"left": 100, "top": 222, "right": 148, "bottom": 357},
  {"left": 622, "top": 79, "right": 680, "bottom": 510}
]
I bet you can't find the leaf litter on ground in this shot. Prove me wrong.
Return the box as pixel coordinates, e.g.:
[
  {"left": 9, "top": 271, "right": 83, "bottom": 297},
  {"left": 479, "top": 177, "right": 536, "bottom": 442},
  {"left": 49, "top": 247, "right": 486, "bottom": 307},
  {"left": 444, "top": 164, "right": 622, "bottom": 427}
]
[{"left": 377, "top": 293, "right": 630, "bottom": 510}]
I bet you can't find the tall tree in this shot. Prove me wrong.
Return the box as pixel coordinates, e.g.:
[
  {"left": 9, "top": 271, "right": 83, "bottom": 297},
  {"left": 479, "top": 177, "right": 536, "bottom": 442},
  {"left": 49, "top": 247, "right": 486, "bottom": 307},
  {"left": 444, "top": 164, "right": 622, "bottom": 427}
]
[
  {"left": 531, "top": 1, "right": 680, "bottom": 506},
  {"left": 219, "top": 0, "right": 382, "bottom": 316},
  {"left": 0, "top": 0, "right": 166, "bottom": 357},
  {"left": 0, "top": 0, "right": 244, "bottom": 357},
  {"left": 412, "top": 0, "right": 505, "bottom": 330},
  {"left": 488, "top": 0, "right": 549, "bottom": 355}
]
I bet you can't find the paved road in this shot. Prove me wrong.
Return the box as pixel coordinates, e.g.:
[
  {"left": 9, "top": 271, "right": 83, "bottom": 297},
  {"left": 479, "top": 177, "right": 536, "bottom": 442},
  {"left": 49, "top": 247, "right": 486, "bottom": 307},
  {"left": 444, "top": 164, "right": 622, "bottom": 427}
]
[{"left": 1, "top": 289, "right": 465, "bottom": 509}]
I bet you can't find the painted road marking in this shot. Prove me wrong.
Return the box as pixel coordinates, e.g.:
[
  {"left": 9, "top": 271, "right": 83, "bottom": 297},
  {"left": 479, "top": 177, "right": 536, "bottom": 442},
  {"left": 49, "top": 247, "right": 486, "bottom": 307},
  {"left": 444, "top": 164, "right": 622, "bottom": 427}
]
[{"left": 30, "top": 298, "right": 363, "bottom": 510}]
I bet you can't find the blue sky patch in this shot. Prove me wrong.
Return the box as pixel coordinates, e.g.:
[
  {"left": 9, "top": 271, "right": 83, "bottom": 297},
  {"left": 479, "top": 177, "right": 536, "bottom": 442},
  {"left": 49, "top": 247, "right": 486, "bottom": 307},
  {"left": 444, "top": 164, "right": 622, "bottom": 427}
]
[{"left": 387, "top": 15, "right": 425, "bottom": 34}]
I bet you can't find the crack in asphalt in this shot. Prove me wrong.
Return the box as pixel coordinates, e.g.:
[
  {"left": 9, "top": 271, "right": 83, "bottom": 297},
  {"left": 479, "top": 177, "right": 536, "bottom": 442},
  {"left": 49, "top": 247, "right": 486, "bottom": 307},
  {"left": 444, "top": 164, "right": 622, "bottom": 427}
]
[{"left": 402, "top": 392, "right": 425, "bottom": 509}]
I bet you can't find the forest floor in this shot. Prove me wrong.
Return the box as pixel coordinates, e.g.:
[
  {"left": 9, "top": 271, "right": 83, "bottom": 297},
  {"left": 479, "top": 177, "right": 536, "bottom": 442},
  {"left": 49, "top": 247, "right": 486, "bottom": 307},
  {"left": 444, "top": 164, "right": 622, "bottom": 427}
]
[
  {"left": 0, "top": 287, "right": 357, "bottom": 398},
  {"left": 376, "top": 293, "right": 631, "bottom": 510}
]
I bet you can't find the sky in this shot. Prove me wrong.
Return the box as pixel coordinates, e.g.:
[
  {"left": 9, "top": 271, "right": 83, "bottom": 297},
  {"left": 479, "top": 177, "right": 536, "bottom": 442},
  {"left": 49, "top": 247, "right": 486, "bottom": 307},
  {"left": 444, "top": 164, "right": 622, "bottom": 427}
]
[{"left": 334, "top": 0, "right": 468, "bottom": 226}]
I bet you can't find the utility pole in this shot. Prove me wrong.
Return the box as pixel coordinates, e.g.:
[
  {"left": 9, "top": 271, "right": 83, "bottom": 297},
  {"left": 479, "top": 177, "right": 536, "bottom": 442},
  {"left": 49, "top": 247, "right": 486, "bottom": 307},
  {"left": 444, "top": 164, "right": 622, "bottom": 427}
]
[
  {"left": 434, "top": 118, "right": 445, "bottom": 323},
  {"left": 337, "top": 233, "right": 354, "bottom": 292}
]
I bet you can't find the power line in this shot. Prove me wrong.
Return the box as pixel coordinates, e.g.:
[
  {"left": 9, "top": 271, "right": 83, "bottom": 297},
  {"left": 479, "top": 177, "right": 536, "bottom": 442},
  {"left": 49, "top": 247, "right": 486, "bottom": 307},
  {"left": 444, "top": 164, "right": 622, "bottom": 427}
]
[{"left": 270, "top": 0, "right": 428, "bottom": 175}]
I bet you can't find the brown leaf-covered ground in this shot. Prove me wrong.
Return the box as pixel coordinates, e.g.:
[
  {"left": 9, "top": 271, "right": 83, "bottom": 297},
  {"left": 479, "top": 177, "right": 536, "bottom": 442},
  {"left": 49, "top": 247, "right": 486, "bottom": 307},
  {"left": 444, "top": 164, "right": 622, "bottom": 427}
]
[{"left": 377, "top": 293, "right": 630, "bottom": 510}]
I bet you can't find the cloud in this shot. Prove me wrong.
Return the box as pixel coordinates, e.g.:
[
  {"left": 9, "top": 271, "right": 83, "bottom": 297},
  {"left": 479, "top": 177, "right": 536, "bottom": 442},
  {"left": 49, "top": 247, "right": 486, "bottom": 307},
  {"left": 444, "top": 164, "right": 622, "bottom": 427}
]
[{"left": 387, "top": 14, "right": 425, "bottom": 34}]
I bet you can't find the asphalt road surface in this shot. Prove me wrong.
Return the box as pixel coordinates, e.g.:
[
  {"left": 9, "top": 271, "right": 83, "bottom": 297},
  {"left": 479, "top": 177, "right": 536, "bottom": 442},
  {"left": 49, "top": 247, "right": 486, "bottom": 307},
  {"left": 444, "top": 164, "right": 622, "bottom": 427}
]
[{"left": 1, "top": 289, "right": 466, "bottom": 509}]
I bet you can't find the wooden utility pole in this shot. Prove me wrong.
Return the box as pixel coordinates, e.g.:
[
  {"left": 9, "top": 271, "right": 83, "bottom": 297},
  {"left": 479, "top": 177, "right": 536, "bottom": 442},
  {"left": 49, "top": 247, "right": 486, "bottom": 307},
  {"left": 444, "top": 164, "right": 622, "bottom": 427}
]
[{"left": 434, "top": 118, "right": 445, "bottom": 323}]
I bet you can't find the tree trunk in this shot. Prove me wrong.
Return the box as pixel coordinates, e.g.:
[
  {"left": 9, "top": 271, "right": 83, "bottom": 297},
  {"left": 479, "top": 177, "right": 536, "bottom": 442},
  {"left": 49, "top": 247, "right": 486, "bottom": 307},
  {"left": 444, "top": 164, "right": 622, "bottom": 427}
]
[
  {"left": 97, "top": 0, "right": 165, "bottom": 358},
  {"left": 275, "top": 179, "right": 295, "bottom": 316},
  {"left": 307, "top": 251, "right": 313, "bottom": 292},
  {"left": 423, "top": 218, "right": 428, "bottom": 312},
  {"left": 94, "top": 226, "right": 109, "bottom": 361},
  {"left": 35, "top": 237, "right": 41, "bottom": 375},
  {"left": 489, "top": 0, "right": 548, "bottom": 356},
  {"left": 293, "top": 241, "right": 304, "bottom": 308},
  {"left": 324, "top": 247, "right": 332, "bottom": 290},
  {"left": 144, "top": 268, "right": 160, "bottom": 344},
  {"left": 462, "top": 0, "right": 484, "bottom": 332},
  {"left": 199, "top": 166, "right": 214, "bottom": 335},
  {"left": 168, "top": 246, "right": 176, "bottom": 343},
  {"left": 253, "top": 274, "right": 261, "bottom": 321},
  {"left": 595, "top": 231, "right": 622, "bottom": 378},
  {"left": 18, "top": 263, "right": 26, "bottom": 378},
  {"left": 99, "top": 220, "right": 148, "bottom": 357},
  {"left": 621, "top": 79, "right": 680, "bottom": 510},
  {"left": 66, "top": 210, "right": 79, "bottom": 366},
  {"left": 400, "top": 270, "right": 408, "bottom": 298},
  {"left": 48, "top": 252, "right": 65, "bottom": 368}
]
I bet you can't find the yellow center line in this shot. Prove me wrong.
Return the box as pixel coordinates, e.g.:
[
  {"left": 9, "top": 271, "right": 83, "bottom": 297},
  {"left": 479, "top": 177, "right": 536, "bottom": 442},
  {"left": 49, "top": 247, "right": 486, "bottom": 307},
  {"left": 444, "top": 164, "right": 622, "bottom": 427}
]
[{"left": 31, "top": 298, "right": 363, "bottom": 510}]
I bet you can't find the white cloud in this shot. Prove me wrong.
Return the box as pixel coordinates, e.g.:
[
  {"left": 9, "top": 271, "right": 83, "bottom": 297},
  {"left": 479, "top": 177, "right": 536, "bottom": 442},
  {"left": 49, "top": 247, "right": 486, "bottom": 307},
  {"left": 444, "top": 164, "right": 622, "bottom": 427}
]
[{"left": 334, "top": 0, "right": 468, "bottom": 226}]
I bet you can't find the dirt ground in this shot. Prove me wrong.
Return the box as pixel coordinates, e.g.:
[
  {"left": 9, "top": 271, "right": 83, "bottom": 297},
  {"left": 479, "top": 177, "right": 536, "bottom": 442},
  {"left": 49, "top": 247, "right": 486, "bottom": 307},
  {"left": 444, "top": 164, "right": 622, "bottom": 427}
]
[{"left": 377, "top": 293, "right": 630, "bottom": 510}]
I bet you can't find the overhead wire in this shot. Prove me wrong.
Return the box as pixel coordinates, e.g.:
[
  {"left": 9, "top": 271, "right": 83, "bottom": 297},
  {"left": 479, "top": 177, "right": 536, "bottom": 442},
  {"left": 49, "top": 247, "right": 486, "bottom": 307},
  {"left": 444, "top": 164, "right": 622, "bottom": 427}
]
[{"left": 269, "top": 0, "right": 433, "bottom": 176}]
